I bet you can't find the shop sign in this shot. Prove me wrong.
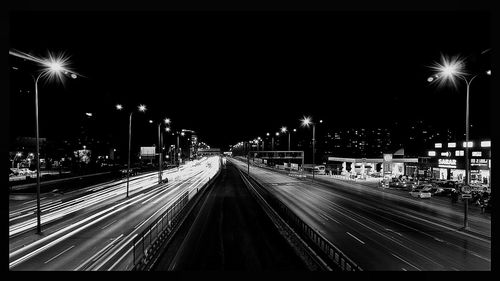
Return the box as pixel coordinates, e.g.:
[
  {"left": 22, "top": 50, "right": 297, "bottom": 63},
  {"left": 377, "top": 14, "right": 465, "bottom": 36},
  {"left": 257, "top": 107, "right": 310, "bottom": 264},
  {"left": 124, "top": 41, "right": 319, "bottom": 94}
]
[
  {"left": 471, "top": 159, "right": 488, "bottom": 166},
  {"left": 438, "top": 158, "right": 457, "bottom": 168}
]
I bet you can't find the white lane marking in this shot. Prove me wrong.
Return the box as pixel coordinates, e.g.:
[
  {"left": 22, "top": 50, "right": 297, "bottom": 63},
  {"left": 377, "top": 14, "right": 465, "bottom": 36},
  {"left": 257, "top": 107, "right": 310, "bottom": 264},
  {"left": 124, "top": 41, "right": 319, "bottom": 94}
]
[
  {"left": 434, "top": 237, "right": 444, "bottom": 242},
  {"left": 44, "top": 245, "right": 75, "bottom": 264},
  {"left": 101, "top": 220, "right": 118, "bottom": 230},
  {"left": 401, "top": 267, "right": 407, "bottom": 271},
  {"left": 391, "top": 253, "right": 421, "bottom": 271},
  {"left": 346, "top": 232, "right": 365, "bottom": 245}
]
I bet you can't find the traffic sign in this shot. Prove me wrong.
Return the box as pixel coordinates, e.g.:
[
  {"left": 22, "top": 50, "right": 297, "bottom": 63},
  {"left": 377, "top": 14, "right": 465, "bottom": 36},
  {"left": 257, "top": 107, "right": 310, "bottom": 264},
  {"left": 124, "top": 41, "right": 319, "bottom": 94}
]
[
  {"left": 461, "top": 185, "right": 472, "bottom": 193},
  {"left": 461, "top": 193, "right": 472, "bottom": 199}
]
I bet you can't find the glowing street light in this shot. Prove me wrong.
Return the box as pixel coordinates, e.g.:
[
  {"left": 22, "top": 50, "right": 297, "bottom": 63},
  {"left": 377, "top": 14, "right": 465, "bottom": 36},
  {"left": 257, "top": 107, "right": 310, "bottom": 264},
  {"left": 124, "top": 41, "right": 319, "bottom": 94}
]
[
  {"left": 152, "top": 117, "right": 171, "bottom": 184},
  {"left": 115, "top": 104, "right": 147, "bottom": 198},
  {"left": 428, "top": 53, "right": 491, "bottom": 230},
  {"left": 300, "top": 116, "right": 316, "bottom": 181},
  {"left": 9, "top": 50, "right": 79, "bottom": 235}
]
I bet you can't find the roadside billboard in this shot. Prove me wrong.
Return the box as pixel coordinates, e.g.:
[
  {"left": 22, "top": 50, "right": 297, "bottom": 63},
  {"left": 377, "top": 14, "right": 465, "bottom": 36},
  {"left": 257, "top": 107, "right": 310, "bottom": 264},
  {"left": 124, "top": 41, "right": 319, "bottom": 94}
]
[{"left": 140, "top": 146, "right": 156, "bottom": 157}]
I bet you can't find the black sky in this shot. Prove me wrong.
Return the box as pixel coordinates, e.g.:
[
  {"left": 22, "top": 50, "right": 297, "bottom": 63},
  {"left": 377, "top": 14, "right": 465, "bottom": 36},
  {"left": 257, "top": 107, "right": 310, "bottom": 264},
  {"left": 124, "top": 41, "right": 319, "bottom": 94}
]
[{"left": 9, "top": 11, "right": 492, "bottom": 149}]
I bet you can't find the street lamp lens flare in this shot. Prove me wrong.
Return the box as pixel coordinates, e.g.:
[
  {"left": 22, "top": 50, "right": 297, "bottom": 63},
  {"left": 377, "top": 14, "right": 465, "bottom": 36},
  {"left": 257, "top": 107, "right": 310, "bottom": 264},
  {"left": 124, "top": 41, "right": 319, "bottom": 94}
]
[
  {"left": 138, "top": 104, "right": 147, "bottom": 112},
  {"left": 300, "top": 116, "right": 312, "bottom": 127},
  {"left": 281, "top": 126, "right": 287, "bottom": 133},
  {"left": 116, "top": 104, "right": 123, "bottom": 110},
  {"left": 164, "top": 118, "right": 171, "bottom": 124},
  {"left": 40, "top": 51, "right": 73, "bottom": 84},
  {"left": 486, "top": 70, "right": 491, "bottom": 76},
  {"left": 429, "top": 54, "right": 467, "bottom": 88}
]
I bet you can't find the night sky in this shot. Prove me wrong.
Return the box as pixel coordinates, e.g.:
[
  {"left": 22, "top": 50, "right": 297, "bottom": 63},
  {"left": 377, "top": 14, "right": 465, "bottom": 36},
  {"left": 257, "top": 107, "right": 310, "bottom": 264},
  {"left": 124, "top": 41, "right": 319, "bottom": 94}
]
[{"left": 9, "top": 11, "right": 492, "bottom": 150}]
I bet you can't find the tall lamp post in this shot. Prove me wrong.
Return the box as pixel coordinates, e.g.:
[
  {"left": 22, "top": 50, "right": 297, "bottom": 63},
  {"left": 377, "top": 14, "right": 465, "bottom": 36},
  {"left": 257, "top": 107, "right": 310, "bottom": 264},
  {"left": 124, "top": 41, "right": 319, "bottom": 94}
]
[
  {"left": 10, "top": 51, "right": 78, "bottom": 234},
  {"left": 153, "top": 118, "right": 170, "bottom": 184},
  {"left": 281, "top": 126, "right": 291, "bottom": 171},
  {"left": 300, "top": 116, "right": 316, "bottom": 181},
  {"left": 116, "top": 104, "right": 147, "bottom": 198},
  {"left": 428, "top": 53, "right": 491, "bottom": 230}
]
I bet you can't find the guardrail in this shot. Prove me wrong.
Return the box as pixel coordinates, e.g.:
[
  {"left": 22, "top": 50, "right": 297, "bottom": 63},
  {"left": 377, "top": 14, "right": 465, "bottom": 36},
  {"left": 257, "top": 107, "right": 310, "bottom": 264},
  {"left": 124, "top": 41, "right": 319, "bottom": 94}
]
[
  {"left": 130, "top": 162, "right": 222, "bottom": 270},
  {"left": 240, "top": 167, "right": 363, "bottom": 271},
  {"left": 132, "top": 192, "right": 189, "bottom": 269}
]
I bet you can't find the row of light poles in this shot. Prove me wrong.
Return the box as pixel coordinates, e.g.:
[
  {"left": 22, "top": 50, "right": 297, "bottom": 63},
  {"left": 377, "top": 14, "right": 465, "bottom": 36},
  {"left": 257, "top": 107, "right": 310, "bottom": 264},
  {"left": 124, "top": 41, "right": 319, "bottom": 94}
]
[{"left": 9, "top": 49, "right": 180, "bottom": 234}]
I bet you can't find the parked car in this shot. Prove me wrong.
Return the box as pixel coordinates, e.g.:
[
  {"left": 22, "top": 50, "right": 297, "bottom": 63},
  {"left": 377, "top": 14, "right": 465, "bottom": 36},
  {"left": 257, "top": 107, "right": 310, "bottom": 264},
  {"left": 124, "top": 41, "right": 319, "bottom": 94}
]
[
  {"left": 379, "top": 178, "right": 390, "bottom": 188},
  {"left": 409, "top": 185, "right": 432, "bottom": 198}
]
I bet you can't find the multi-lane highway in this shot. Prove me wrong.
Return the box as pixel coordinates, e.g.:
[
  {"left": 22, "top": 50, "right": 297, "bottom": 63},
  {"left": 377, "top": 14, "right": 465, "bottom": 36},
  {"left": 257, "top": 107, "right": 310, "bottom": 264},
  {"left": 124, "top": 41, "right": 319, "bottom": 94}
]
[
  {"left": 9, "top": 156, "right": 220, "bottom": 271},
  {"left": 230, "top": 157, "right": 491, "bottom": 271}
]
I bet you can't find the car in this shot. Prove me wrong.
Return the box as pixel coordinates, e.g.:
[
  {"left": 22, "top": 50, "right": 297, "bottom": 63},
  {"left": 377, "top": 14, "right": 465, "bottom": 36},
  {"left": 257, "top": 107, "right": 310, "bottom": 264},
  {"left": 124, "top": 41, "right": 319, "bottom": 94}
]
[
  {"left": 379, "top": 179, "right": 390, "bottom": 188},
  {"left": 409, "top": 186, "right": 432, "bottom": 198},
  {"left": 401, "top": 180, "right": 418, "bottom": 189}
]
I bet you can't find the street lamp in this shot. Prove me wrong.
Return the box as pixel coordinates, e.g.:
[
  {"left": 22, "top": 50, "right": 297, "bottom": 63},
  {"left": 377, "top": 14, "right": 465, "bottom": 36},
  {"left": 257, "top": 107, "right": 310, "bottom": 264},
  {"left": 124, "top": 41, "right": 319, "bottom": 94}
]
[
  {"left": 11, "top": 51, "right": 78, "bottom": 235},
  {"left": 152, "top": 117, "right": 171, "bottom": 184},
  {"left": 116, "top": 103, "right": 147, "bottom": 198},
  {"left": 428, "top": 53, "right": 491, "bottom": 230},
  {"left": 300, "top": 116, "right": 316, "bottom": 181}
]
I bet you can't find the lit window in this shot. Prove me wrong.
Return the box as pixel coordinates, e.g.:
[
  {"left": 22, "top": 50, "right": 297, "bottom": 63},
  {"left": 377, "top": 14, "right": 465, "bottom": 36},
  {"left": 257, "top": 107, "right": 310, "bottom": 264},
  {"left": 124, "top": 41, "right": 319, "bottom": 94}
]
[
  {"left": 481, "top": 141, "right": 491, "bottom": 148},
  {"left": 435, "top": 143, "right": 442, "bottom": 148},
  {"left": 463, "top": 141, "right": 473, "bottom": 148},
  {"left": 448, "top": 142, "right": 456, "bottom": 148},
  {"left": 428, "top": 151, "right": 436, "bottom": 156},
  {"left": 472, "top": 151, "right": 482, "bottom": 157},
  {"left": 455, "top": 150, "right": 464, "bottom": 156}
]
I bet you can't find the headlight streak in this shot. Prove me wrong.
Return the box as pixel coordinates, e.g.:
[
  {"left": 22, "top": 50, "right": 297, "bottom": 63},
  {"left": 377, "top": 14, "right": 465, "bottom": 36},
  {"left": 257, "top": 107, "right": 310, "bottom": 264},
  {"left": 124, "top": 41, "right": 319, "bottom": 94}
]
[
  {"left": 91, "top": 160, "right": 219, "bottom": 270},
  {"left": 10, "top": 157, "right": 220, "bottom": 270},
  {"left": 9, "top": 169, "right": 182, "bottom": 237}
]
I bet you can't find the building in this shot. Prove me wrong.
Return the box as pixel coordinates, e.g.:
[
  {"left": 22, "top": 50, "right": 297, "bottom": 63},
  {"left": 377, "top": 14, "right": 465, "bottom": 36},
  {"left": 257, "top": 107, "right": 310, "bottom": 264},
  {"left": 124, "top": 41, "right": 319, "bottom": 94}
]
[
  {"left": 326, "top": 148, "right": 419, "bottom": 179},
  {"left": 322, "top": 127, "right": 392, "bottom": 159},
  {"left": 424, "top": 140, "right": 491, "bottom": 186}
]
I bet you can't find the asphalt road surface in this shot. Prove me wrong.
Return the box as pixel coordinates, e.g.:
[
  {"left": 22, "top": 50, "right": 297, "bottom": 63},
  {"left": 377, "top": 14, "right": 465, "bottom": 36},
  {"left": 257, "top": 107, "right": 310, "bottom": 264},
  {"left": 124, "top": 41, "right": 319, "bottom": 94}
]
[
  {"left": 230, "top": 157, "right": 491, "bottom": 271},
  {"left": 154, "top": 162, "right": 307, "bottom": 270}
]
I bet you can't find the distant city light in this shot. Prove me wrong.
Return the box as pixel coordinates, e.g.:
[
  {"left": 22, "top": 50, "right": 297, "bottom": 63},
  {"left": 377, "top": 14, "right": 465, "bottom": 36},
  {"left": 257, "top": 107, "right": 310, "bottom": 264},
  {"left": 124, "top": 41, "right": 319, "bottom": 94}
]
[
  {"left": 486, "top": 70, "right": 491, "bottom": 76},
  {"left": 165, "top": 127, "right": 171, "bottom": 132},
  {"left": 85, "top": 112, "right": 93, "bottom": 117},
  {"left": 463, "top": 141, "right": 474, "bottom": 148},
  {"left": 149, "top": 120, "right": 153, "bottom": 124},
  {"left": 481, "top": 141, "right": 491, "bottom": 147},
  {"left": 116, "top": 104, "right": 123, "bottom": 110}
]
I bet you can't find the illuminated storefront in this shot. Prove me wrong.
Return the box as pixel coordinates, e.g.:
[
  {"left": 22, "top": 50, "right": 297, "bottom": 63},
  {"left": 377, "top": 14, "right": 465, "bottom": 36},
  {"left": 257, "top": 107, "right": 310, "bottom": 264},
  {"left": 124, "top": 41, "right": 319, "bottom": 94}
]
[{"left": 425, "top": 140, "right": 491, "bottom": 187}]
